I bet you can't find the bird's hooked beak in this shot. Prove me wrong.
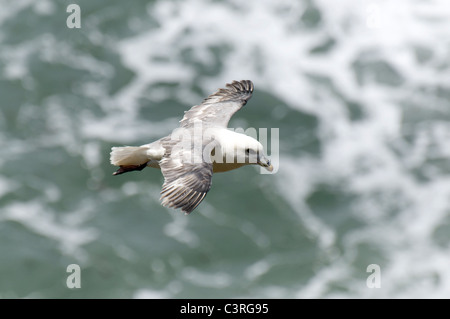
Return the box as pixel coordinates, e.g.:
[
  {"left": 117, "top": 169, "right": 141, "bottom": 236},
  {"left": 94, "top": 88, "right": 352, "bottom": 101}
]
[{"left": 257, "top": 155, "right": 273, "bottom": 172}]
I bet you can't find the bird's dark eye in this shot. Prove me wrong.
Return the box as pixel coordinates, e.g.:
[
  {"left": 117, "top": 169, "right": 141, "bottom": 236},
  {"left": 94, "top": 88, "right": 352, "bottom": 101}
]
[{"left": 245, "top": 148, "right": 250, "bottom": 154}]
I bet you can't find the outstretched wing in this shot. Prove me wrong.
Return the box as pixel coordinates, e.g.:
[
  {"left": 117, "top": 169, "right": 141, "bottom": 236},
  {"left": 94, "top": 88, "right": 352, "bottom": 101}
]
[
  {"left": 180, "top": 80, "right": 254, "bottom": 128},
  {"left": 159, "top": 139, "right": 213, "bottom": 214}
]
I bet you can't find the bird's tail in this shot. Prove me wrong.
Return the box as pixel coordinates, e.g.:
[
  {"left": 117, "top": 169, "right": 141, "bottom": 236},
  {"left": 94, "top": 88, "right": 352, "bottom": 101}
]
[{"left": 110, "top": 146, "right": 149, "bottom": 166}]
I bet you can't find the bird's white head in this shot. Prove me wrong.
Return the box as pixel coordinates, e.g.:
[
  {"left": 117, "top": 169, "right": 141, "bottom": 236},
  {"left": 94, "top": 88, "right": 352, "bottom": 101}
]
[{"left": 219, "top": 132, "right": 273, "bottom": 172}]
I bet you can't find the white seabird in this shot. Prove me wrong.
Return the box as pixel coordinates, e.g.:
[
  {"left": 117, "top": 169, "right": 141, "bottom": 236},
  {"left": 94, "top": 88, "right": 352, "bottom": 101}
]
[{"left": 110, "top": 80, "right": 273, "bottom": 214}]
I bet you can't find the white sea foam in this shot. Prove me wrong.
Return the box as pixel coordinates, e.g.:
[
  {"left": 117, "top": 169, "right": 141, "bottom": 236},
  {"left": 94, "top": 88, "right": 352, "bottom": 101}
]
[
  {"left": 133, "top": 288, "right": 170, "bottom": 299},
  {"left": 0, "top": 177, "right": 19, "bottom": 199},
  {"left": 163, "top": 214, "right": 200, "bottom": 248},
  {"left": 181, "top": 267, "right": 232, "bottom": 289},
  {"left": 0, "top": 201, "right": 98, "bottom": 261}
]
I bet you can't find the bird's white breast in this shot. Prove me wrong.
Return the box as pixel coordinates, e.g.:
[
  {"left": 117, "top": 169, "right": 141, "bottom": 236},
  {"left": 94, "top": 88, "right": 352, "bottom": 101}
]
[{"left": 207, "top": 128, "right": 255, "bottom": 173}]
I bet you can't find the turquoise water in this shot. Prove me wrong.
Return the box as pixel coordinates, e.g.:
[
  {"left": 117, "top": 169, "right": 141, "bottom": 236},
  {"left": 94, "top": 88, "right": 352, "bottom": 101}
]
[{"left": 1, "top": 0, "right": 450, "bottom": 298}]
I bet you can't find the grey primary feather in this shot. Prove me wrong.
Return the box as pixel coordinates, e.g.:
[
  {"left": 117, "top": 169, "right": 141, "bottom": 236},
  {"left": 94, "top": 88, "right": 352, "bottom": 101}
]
[{"left": 179, "top": 80, "right": 254, "bottom": 128}]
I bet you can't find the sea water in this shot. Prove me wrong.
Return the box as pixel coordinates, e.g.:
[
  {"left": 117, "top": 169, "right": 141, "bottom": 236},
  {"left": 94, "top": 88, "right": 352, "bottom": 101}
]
[{"left": 1, "top": 0, "right": 450, "bottom": 298}]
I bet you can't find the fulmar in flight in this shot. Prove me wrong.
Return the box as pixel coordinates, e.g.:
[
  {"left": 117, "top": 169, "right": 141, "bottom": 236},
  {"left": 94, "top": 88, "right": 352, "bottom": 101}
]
[{"left": 110, "top": 80, "right": 273, "bottom": 214}]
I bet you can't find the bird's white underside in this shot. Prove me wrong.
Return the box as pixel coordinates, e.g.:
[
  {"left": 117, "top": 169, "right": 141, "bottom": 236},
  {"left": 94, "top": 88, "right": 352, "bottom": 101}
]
[{"left": 137, "top": 129, "right": 264, "bottom": 171}]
